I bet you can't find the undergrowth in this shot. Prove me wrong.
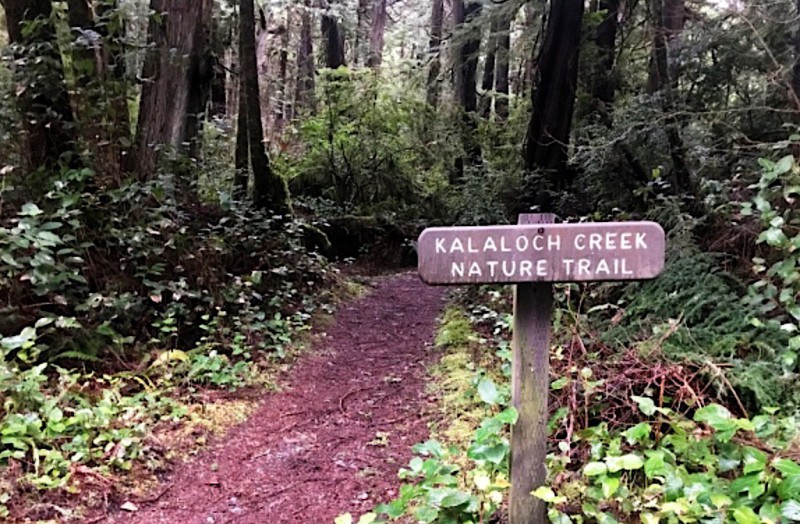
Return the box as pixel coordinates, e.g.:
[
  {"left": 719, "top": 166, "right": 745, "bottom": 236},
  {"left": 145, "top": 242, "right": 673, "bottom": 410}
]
[{"left": 0, "top": 165, "right": 340, "bottom": 520}]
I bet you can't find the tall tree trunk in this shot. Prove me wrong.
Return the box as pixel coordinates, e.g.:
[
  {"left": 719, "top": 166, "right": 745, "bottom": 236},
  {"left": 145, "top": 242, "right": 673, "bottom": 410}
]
[
  {"left": 647, "top": 0, "right": 691, "bottom": 194},
  {"left": 322, "top": 6, "right": 346, "bottom": 69},
  {"left": 235, "top": 29, "right": 249, "bottom": 195},
  {"left": 295, "top": 0, "right": 316, "bottom": 114},
  {"left": 521, "top": 0, "right": 585, "bottom": 213},
  {"left": 3, "top": 0, "right": 79, "bottom": 172},
  {"left": 452, "top": 0, "right": 483, "bottom": 180},
  {"left": 367, "top": 0, "right": 387, "bottom": 68},
  {"left": 592, "top": 0, "right": 619, "bottom": 108},
  {"left": 480, "top": 16, "right": 500, "bottom": 118},
  {"left": 276, "top": 20, "right": 290, "bottom": 126},
  {"left": 356, "top": 0, "right": 371, "bottom": 65},
  {"left": 240, "top": 0, "right": 292, "bottom": 214},
  {"left": 426, "top": 0, "right": 444, "bottom": 107},
  {"left": 494, "top": 10, "right": 511, "bottom": 120},
  {"left": 136, "top": 0, "right": 213, "bottom": 178}
]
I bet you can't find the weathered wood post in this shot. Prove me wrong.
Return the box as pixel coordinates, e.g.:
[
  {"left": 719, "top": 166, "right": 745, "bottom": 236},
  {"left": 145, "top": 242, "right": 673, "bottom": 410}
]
[
  {"left": 417, "top": 216, "right": 665, "bottom": 524},
  {"left": 510, "top": 213, "right": 553, "bottom": 524}
]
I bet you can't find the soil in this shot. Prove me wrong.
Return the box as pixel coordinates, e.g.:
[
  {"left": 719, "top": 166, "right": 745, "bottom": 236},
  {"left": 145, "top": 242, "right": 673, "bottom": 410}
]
[{"left": 104, "top": 272, "right": 446, "bottom": 524}]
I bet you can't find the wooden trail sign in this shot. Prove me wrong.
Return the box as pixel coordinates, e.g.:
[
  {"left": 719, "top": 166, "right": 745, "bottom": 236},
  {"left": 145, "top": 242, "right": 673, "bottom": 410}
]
[
  {"left": 417, "top": 215, "right": 666, "bottom": 524},
  {"left": 418, "top": 221, "right": 665, "bottom": 285}
]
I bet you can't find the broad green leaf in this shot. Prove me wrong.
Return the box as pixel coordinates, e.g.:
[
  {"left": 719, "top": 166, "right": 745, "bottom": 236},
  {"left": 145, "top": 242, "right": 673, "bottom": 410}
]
[
  {"left": 743, "top": 447, "right": 767, "bottom": 474},
  {"left": 477, "top": 378, "right": 501, "bottom": 405},
  {"left": 631, "top": 396, "right": 656, "bottom": 416},
  {"left": 19, "top": 203, "right": 43, "bottom": 216},
  {"left": 415, "top": 506, "right": 438, "bottom": 523},
  {"left": 357, "top": 514, "right": 377, "bottom": 524},
  {"left": 778, "top": 475, "right": 800, "bottom": 500},
  {"left": 781, "top": 500, "right": 800, "bottom": 521},
  {"left": 601, "top": 475, "right": 620, "bottom": 498},
  {"left": 623, "top": 422, "right": 651, "bottom": 444},
  {"left": 584, "top": 462, "right": 608, "bottom": 477},
  {"left": 334, "top": 514, "right": 353, "bottom": 524},
  {"left": 775, "top": 459, "right": 800, "bottom": 476},
  {"left": 733, "top": 506, "right": 760, "bottom": 524},
  {"left": 440, "top": 490, "right": 471, "bottom": 508},
  {"left": 606, "top": 454, "right": 644, "bottom": 473}
]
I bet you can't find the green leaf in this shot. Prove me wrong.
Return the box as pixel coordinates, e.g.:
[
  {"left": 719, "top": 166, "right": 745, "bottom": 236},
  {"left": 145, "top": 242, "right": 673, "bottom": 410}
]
[
  {"left": 733, "top": 506, "right": 760, "bottom": 524},
  {"left": 606, "top": 454, "right": 644, "bottom": 473},
  {"left": 496, "top": 407, "right": 518, "bottom": 425},
  {"left": 584, "top": 462, "right": 607, "bottom": 477},
  {"left": 601, "top": 475, "right": 620, "bottom": 498},
  {"left": 334, "top": 514, "right": 353, "bottom": 524},
  {"left": 695, "top": 404, "right": 732, "bottom": 423},
  {"left": 440, "top": 490, "right": 471, "bottom": 508},
  {"left": 623, "top": 422, "right": 651, "bottom": 444},
  {"left": 631, "top": 396, "right": 656, "bottom": 416},
  {"left": 415, "top": 506, "right": 438, "bottom": 523},
  {"left": 778, "top": 475, "right": 800, "bottom": 500},
  {"left": 781, "top": 500, "right": 800, "bottom": 521},
  {"left": 775, "top": 459, "right": 800, "bottom": 476},
  {"left": 19, "top": 203, "right": 43, "bottom": 216},
  {"left": 477, "top": 378, "right": 501, "bottom": 405},
  {"left": 743, "top": 447, "right": 767, "bottom": 475},
  {"left": 775, "top": 155, "right": 795, "bottom": 175},
  {"left": 759, "top": 228, "right": 788, "bottom": 247}
]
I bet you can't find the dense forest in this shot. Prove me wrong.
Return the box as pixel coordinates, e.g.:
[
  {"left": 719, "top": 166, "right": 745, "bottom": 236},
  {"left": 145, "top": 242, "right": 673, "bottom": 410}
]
[{"left": 2, "top": 0, "right": 800, "bottom": 522}]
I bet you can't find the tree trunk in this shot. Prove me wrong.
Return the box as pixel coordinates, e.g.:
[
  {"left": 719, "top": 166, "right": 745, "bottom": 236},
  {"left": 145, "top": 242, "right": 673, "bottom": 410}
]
[
  {"left": 479, "top": 16, "right": 499, "bottom": 118},
  {"left": 494, "top": 10, "right": 511, "bottom": 120},
  {"left": 136, "top": 0, "right": 213, "bottom": 178},
  {"left": 235, "top": 28, "right": 249, "bottom": 195},
  {"left": 426, "top": 0, "right": 444, "bottom": 108},
  {"left": 322, "top": 7, "right": 346, "bottom": 69},
  {"left": 240, "top": 0, "right": 292, "bottom": 214},
  {"left": 4, "top": 0, "right": 79, "bottom": 172},
  {"left": 277, "top": 20, "right": 290, "bottom": 126},
  {"left": 647, "top": 0, "right": 691, "bottom": 194},
  {"left": 367, "top": 0, "right": 387, "bottom": 68},
  {"left": 295, "top": 0, "right": 316, "bottom": 114},
  {"left": 452, "top": 0, "right": 483, "bottom": 180},
  {"left": 521, "top": 0, "right": 585, "bottom": 213},
  {"left": 592, "top": 0, "right": 619, "bottom": 108},
  {"left": 356, "top": 0, "right": 371, "bottom": 65}
]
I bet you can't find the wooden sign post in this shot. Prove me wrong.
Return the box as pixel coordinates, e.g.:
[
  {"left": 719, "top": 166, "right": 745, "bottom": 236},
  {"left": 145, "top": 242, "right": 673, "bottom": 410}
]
[{"left": 417, "top": 215, "right": 665, "bottom": 524}]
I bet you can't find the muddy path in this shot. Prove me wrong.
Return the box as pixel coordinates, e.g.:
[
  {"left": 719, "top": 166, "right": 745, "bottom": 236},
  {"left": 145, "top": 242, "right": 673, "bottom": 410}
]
[{"left": 106, "top": 272, "right": 446, "bottom": 524}]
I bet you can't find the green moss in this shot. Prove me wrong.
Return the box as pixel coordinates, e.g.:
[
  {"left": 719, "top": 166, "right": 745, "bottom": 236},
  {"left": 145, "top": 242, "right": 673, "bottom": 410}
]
[{"left": 434, "top": 307, "right": 475, "bottom": 348}]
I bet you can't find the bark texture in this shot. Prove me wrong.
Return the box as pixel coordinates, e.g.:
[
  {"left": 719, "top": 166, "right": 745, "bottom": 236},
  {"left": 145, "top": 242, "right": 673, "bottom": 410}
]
[
  {"left": 322, "top": 7, "right": 346, "bottom": 69},
  {"left": 295, "top": 0, "right": 316, "bottom": 114},
  {"left": 240, "top": 0, "right": 292, "bottom": 214},
  {"left": 367, "top": 0, "right": 388, "bottom": 67},
  {"left": 522, "top": 0, "right": 585, "bottom": 212},
  {"left": 647, "top": 0, "right": 691, "bottom": 194},
  {"left": 494, "top": 10, "right": 511, "bottom": 120},
  {"left": 479, "top": 16, "right": 500, "bottom": 118},
  {"left": 452, "top": 0, "right": 483, "bottom": 180},
  {"left": 426, "top": 0, "right": 444, "bottom": 108},
  {"left": 136, "top": 0, "right": 213, "bottom": 177}
]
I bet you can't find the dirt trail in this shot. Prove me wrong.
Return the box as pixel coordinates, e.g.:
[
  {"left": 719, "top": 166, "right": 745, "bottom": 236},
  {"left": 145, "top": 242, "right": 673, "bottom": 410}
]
[{"left": 108, "top": 272, "right": 446, "bottom": 524}]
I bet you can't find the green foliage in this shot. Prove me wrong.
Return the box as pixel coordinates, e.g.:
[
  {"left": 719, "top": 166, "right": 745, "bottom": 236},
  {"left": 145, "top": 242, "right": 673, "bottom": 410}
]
[
  {"left": 285, "top": 68, "right": 450, "bottom": 219},
  {"left": 541, "top": 399, "right": 800, "bottom": 524},
  {"left": 0, "top": 359, "right": 183, "bottom": 501},
  {"left": 599, "top": 228, "right": 791, "bottom": 410},
  {"left": 743, "top": 154, "right": 800, "bottom": 372}
]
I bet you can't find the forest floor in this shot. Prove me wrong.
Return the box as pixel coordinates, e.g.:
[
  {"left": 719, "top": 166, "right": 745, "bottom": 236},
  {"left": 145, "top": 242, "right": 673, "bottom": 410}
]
[{"left": 98, "top": 272, "right": 446, "bottom": 524}]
